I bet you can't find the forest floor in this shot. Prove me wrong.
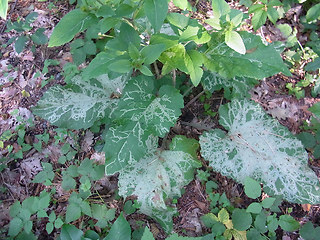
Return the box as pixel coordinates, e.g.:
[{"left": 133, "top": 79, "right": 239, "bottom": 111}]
[{"left": 0, "top": 0, "right": 319, "bottom": 239}]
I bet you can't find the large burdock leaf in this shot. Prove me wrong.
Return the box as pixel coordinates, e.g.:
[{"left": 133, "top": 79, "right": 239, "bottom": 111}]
[
  {"left": 205, "top": 31, "right": 291, "bottom": 79},
  {"left": 104, "top": 76, "right": 184, "bottom": 174},
  {"left": 202, "top": 71, "right": 258, "bottom": 99},
  {"left": 200, "top": 99, "right": 320, "bottom": 204},
  {"left": 32, "top": 74, "right": 129, "bottom": 130},
  {"left": 117, "top": 136, "right": 201, "bottom": 233}
]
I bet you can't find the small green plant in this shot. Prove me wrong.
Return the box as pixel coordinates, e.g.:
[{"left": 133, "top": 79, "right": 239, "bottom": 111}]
[{"left": 6, "top": 12, "right": 48, "bottom": 53}]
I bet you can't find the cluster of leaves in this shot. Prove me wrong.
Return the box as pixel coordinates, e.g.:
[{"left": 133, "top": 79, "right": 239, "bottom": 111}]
[{"left": 2, "top": 0, "right": 320, "bottom": 238}]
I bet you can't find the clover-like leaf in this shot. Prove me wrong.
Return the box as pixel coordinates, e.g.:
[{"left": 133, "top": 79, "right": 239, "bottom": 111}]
[
  {"left": 117, "top": 136, "right": 201, "bottom": 233},
  {"left": 205, "top": 32, "right": 291, "bottom": 79},
  {"left": 32, "top": 74, "right": 129, "bottom": 130},
  {"left": 200, "top": 99, "right": 320, "bottom": 204},
  {"left": 202, "top": 71, "right": 259, "bottom": 99}
]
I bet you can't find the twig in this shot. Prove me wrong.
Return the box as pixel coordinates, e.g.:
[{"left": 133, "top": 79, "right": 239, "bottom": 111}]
[{"left": 185, "top": 90, "right": 205, "bottom": 108}]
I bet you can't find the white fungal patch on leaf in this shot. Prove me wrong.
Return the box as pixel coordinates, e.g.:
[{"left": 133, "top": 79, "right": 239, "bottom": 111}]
[
  {"left": 200, "top": 99, "right": 320, "bottom": 204},
  {"left": 117, "top": 136, "right": 201, "bottom": 232},
  {"left": 32, "top": 74, "right": 129, "bottom": 129}
]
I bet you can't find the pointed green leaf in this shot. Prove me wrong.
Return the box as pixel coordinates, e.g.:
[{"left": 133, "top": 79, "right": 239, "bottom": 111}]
[
  {"left": 169, "top": 135, "right": 199, "bottom": 159},
  {"left": 267, "top": 7, "right": 279, "bottom": 25},
  {"left": 205, "top": 32, "right": 291, "bottom": 79},
  {"left": 31, "top": 28, "right": 48, "bottom": 45},
  {"left": 306, "top": 3, "right": 320, "bottom": 22},
  {"left": 32, "top": 74, "right": 128, "bottom": 129},
  {"left": 141, "top": 44, "right": 166, "bottom": 64},
  {"left": 167, "top": 12, "right": 189, "bottom": 29},
  {"left": 246, "top": 202, "right": 262, "bottom": 214},
  {"left": 278, "top": 215, "right": 300, "bottom": 232},
  {"left": 108, "top": 59, "right": 132, "bottom": 73},
  {"left": 141, "top": 227, "right": 155, "bottom": 240},
  {"left": 104, "top": 213, "right": 131, "bottom": 240},
  {"left": 9, "top": 218, "right": 23, "bottom": 237},
  {"left": 60, "top": 224, "right": 83, "bottom": 240},
  {"left": 144, "top": 0, "right": 168, "bottom": 32},
  {"left": 139, "top": 65, "right": 153, "bottom": 76},
  {"left": 185, "top": 50, "right": 203, "bottom": 86},
  {"left": 251, "top": 9, "right": 267, "bottom": 30},
  {"left": 65, "top": 203, "right": 81, "bottom": 223},
  {"left": 48, "top": 9, "right": 95, "bottom": 47},
  {"left": 212, "top": 0, "right": 230, "bottom": 17},
  {"left": 200, "top": 99, "right": 320, "bottom": 204},
  {"left": 225, "top": 30, "right": 246, "bottom": 55},
  {"left": 15, "top": 35, "right": 28, "bottom": 53}
]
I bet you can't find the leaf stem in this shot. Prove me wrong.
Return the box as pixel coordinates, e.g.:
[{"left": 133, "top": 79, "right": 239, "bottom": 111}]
[
  {"left": 172, "top": 69, "right": 176, "bottom": 87},
  {"left": 153, "top": 61, "right": 160, "bottom": 79}
]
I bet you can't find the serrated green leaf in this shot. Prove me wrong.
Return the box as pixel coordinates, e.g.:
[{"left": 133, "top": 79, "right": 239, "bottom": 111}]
[
  {"left": 251, "top": 9, "right": 267, "bottom": 30},
  {"left": 104, "top": 213, "right": 131, "bottom": 240},
  {"left": 31, "top": 28, "right": 48, "bottom": 45},
  {"left": 10, "top": 201, "right": 21, "bottom": 217},
  {"left": 9, "top": 218, "right": 23, "bottom": 236},
  {"left": 62, "top": 175, "right": 76, "bottom": 191},
  {"left": 306, "top": 3, "right": 320, "bottom": 22},
  {"left": 60, "top": 224, "right": 84, "bottom": 240},
  {"left": 202, "top": 71, "right": 259, "bottom": 99},
  {"left": 200, "top": 213, "right": 219, "bottom": 228},
  {"left": 232, "top": 208, "right": 252, "bottom": 231},
  {"left": 278, "top": 215, "right": 300, "bottom": 232},
  {"left": 225, "top": 30, "right": 246, "bottom": 55},
  {"left": 46, "top": 222, "right": 54, "bottom": 234},
  {"left": 65, "top": 203, "right": 81, "bottom": 223},
  {"left": 48, "top": 9, "right": 95, "bottom": 47},
  {"left": 200, "top": 99, "right": 320, "bottom": 204},
  {"left": 244, "top": 177, "right": 261, "bottom": 199},
  {"left": 218, "top": 208, "right": 229, "bottom": 224},
  {"left": 205, "top": 32, "right": 290, "bottom": 79},
  {"left": 116, "top": 138, "right": 200, "bottom": 233},
  {"left": 144, "top": 0, "right": 168, "bottom": 32},
  {"left": 267, "top": 7, "right": 279, "bottom": 25},
  {"left": 0, "top": 0, "right": 8, "bottom": 19},
  {"left": 84, "top": 40, "right": 96, "bottom": 55},
  {"left": 32, "top": 74, "right": 128, "bottom": 130},
  {"left": 185, "top": 50, "right": 203, "bottom": 86},
  {"left": 254, "top": 212, "right": 267, "bottom": 233},
  {"left": 159, "top": 44, "right": 188, "bottom": 75}
]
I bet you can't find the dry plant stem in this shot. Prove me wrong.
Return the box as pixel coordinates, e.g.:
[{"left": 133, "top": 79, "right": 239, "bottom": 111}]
[
  {"left": 153, "top": 62, "right": 160, "bottom": 79},
  {"left": 172, "top": 69, "right": 176, "bottom": 87},
  {"left": 185, "top": 90, "right": 205, "bottom": 108},
  {"left": 180, "top": 120, "right": 213, "bottom": 131}
]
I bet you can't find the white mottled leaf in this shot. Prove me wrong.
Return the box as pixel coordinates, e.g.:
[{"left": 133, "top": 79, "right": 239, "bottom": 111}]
[
  {"left": 200, "top": 99, "right": 320, "bottom": 204},
  {"left": 117, "top": 136, "right": 201, "bottom": 232},
  {"left": 202, "top": 71, "right": 258, "bottom": 99},
  {"left": 33, "top": 74, "right": 129, "bottom": 129}
]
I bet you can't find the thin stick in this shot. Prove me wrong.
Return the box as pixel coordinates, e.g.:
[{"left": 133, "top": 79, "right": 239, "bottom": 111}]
[{"left": 185, "top": 90, "right": 205, "bottom": 108}]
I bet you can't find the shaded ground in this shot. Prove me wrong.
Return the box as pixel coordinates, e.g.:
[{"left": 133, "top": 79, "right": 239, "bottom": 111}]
[{"left": 0, "top": 0, "right": 320, "bottom": 239}]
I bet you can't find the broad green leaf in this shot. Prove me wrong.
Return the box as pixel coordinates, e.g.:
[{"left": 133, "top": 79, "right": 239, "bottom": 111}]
[
  {"left": 104, "top": 213, "right": 131, "bottom": 240},
  {"left": 254, "top": 212, "right": 267, "bottom": 233},
  {"left": 306, "top": 3, "right": 320, "bottom": 22},
  {"left": 296, "top": 132, "right": 316, "bottom": 149},
  {"left": 185, "top": 50, "right": 204, "bottom": 86},
  {"left": 106, "top": 23, "right": 141, "bottom": 51},
  {"left": 108, "top": 59, "right": 132, "bottom": 73},
  {"left": 200, "top": 99, "right": 320, "bottom": 204},
  {"left": 9, "top": 218, "right": 23, "bottom": 237},
  {"left": 105, "top": 76, "right": 184, "bottom": 174},
  {"left": 48, "top": 9, "right": 95, "bottom": 47},
  {"left": 150, "top": 34, "right": 179, "bottom": 50},
  {"left": 9, "top": 201, "right": 21, "bottom": 217},
  {"left": 202, "top": 71, "right": 259, "bottom": 99},
  {"left": 0, "top": 0, "right": 8, "bottom": 19},
  {"left": 251, "top": 9, "right": 267, "bottom": 30},
  {"left": 96, "top": 5, "right": 115, "bottom": 17},
  {"left": 91, "top": 204, "right": 115, "bottom": 228},
  {"left": 232, "top": 208, "right": 252, "bottom": 231},
  {"left": 65, "top": 203, "right": 81, "bottom": 223},
  {"left": 200, "top": 213, "right": 219, "bottom": 228},
  {"left": 82, "top": 52, "right": 116, "bottom": 79},
  {"left": 139, "top": 65, "right": 153, "bottom": 76},
  {"left": 225, "top": 30, "right": 246, "bottom": 54},
  {"left": 261, "top": 197, "right": 276, "bottom": 208},
  {"left": 267, "top": 7, "right": 279, "bottom": 25},
  {"left": 117, "top": 137, "right": 201, "bottom": 233},
  {"left": 167, "top": 12, "right": 189, "bottom": 29},
  {"left": 99, "top": 17, "right": 119, "bottom": 33},
  {"left": 300, "top": 222, "right": 320, "bottom": 240},
  {"left": 60, "top": 224, "right": 83, "bottom": 240},
  {"left": 246, "top": 202, "right": 262, "bottom": 214},
  {"left": 218, "top": 208, "right": 229, "bottom": 224},
  {"left": 141, "top": 44, "right": 166, "bottom": 64},
  {"left": 159, "top": 44, "right": 188, "bottom": 75},
  {"left": 31, "top": 28, "right": 48, "bottom": 45},
  {"left": 15, "top": 35, "right": 28, "bottom": 53},
  {"left": 169, "top": 135, "right": 199, "bottom": 159},
  {"left": 172, "top": 0, "right": 192, "bottom": 11},
  {"left": 278, "top": 215, "right": 300, "bottom": 232},
  {"left": 212, "top": 0, "right": 230, "bottom": 17},
  {"left": 244, "top": 177, "right": 261, "bottom": 199},
  {"left": 46, "top": 222, "right": 54, "bottom": 234},
  {"left": 309, "top": 102, "right": 320, "bottom": 117},
  {"left": 144, "top": 0, "right": 168, "bottom": 32},
  {"left": 32, "top": 74, "right": 129, "bottom": 130},
  {"left": 205, "top": 32, "right": 291, "bottom": 79}
]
